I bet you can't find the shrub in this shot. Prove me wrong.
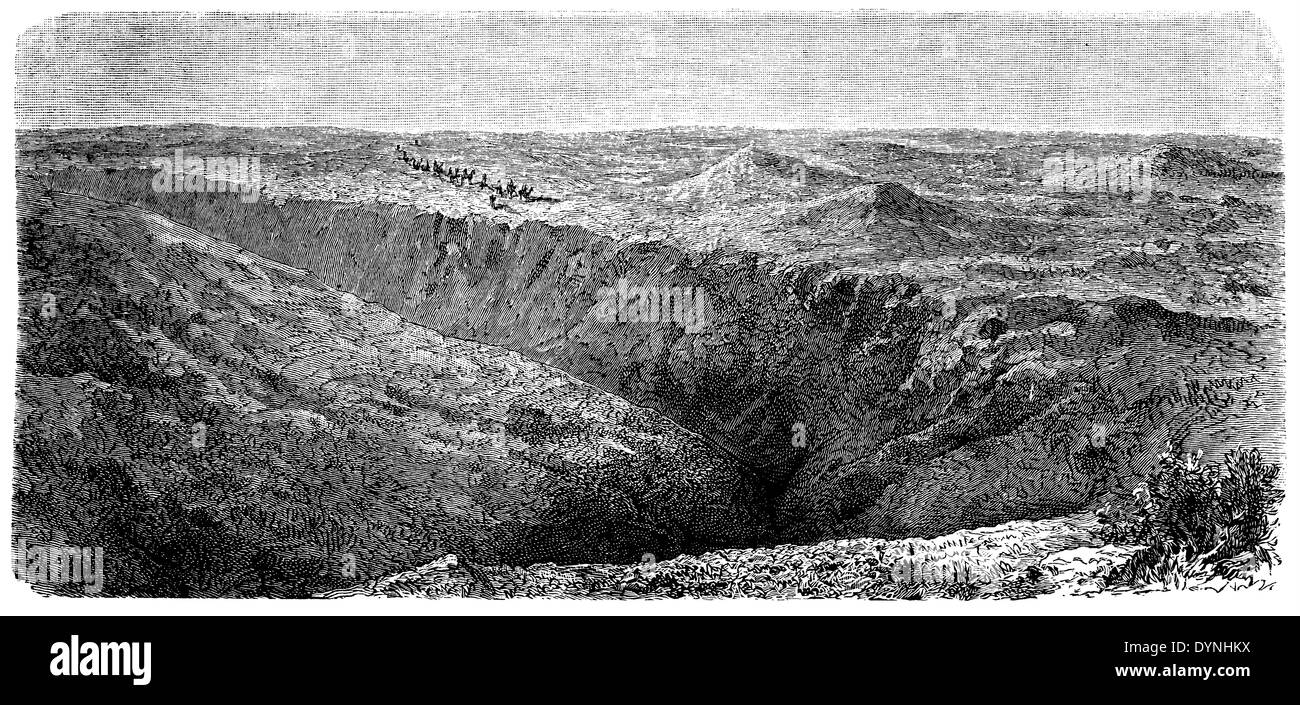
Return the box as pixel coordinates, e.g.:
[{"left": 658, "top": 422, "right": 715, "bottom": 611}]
[
  {"left": 1216, "top": 447, "right": 1284, "bottom": 564},
  {"left": 1100, "top": 443, "right": 1283, "bottom": 585},
  {"left": 1145, "top": 448, "right": 1222, "bottom": 555}
]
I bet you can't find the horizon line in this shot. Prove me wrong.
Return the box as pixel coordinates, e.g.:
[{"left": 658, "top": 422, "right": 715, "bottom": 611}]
[{"left": 16, "top": 121, "right": 1284, "bottom": 141}]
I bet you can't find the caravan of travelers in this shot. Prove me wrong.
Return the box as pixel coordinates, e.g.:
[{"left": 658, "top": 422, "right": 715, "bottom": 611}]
[{"left": 394, "top": 143, "right": 538, "bottom": 208}]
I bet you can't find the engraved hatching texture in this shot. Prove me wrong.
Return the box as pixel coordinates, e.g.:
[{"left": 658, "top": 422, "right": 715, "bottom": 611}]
[{"left": 12, "top": 12, "right": 1285, "bottom": 599}]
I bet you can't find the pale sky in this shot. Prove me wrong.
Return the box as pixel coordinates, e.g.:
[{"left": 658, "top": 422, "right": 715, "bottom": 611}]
[{"left": 14, "top": 11, "right": 1285, "bottom": 136}]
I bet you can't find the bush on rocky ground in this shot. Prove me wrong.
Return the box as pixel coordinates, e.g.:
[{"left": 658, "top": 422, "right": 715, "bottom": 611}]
[{"left": 1099, "top": 444, "right": 1282, "bottom": 586}]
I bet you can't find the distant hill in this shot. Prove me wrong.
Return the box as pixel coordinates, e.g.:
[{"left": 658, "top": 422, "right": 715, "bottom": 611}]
[
  {"left": 776, "top": 181, "right": 1044, "bottom": 256},
  {"left": 798, "top": 182, "right": 980, "bottom": 232},
  {"left": 667, "top": 146, "right": 863, "bottom": 201},
  {"left": 14, "top": 180, "right": 766, "bottom": 596},
  {"left": 1141, "top": 143, "right": 1281, "bottom": 179}
]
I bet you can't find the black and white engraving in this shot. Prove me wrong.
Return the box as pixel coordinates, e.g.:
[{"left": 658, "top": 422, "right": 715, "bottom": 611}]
[{"left": 11, "top": 11, "right": 1285, "bottom": 599}]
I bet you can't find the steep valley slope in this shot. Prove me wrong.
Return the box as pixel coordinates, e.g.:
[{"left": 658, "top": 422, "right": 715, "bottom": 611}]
[
  {"left": 31, "top": 162, "right": 1282, "bottom": 552},
  {"left": 15, "top": 181, "right": 768, "bottom": 596}
]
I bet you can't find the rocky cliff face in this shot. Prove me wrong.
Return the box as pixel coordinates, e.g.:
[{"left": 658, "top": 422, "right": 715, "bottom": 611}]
[
  {"left": 40, "top": 168, "right": 1281, "bottom": 544},
  {"left": 16, "top": 182, "right": 770, "bottom": 595}
]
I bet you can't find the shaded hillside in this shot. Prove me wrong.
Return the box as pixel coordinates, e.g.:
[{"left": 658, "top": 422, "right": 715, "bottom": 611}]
[
  {"left": 1141, "top": 144, "right": 1282, "bottom": 179},
  {"left": 786, "top": 182, "right": 1032, "bottom": 256},
  {"left": 14, "top": 182, "right": 767, "bottom": 596}
]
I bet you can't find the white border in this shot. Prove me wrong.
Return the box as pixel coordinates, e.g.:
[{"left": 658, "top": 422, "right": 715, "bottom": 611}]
[{"left": 2, "top": 1, "right": 1296, "bottom": 616}]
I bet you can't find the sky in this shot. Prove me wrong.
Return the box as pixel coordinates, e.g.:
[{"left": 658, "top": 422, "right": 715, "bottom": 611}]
[{"left": 14, "top": 11, "right": 1286, "bottom": 136}]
